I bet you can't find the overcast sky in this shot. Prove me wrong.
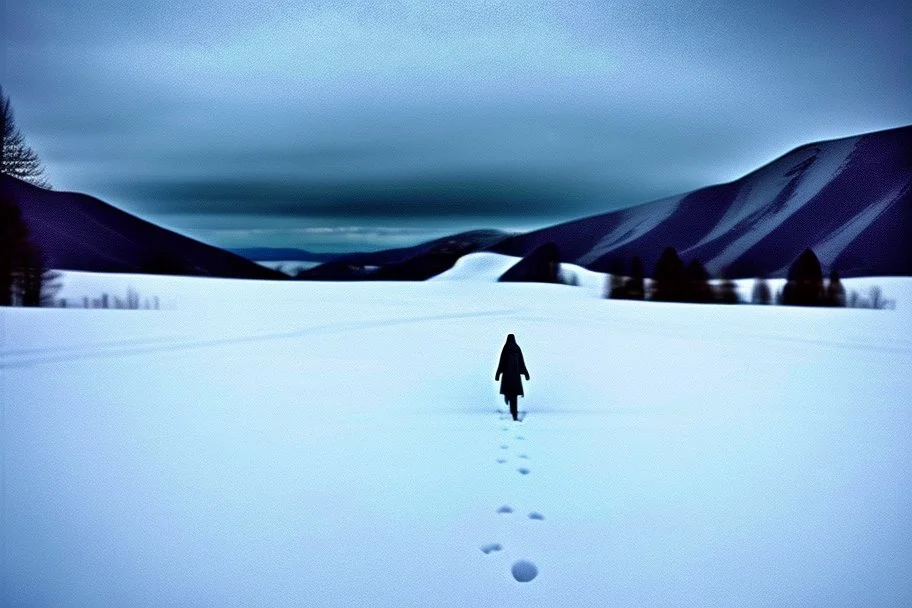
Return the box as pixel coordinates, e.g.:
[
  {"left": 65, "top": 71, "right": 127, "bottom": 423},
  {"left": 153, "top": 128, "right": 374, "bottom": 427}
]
[{"left": 4, "top": 1, "right": 910, "bottom": 251}]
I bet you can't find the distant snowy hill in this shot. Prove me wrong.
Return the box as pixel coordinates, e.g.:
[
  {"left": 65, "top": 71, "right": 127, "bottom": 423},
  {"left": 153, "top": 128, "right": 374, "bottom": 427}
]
[
  {"left": 488, "top": 125, "right": 912, "bottom": 278},
  {"left": 1, "top": 175, "right": 282, "bottom": 279}
]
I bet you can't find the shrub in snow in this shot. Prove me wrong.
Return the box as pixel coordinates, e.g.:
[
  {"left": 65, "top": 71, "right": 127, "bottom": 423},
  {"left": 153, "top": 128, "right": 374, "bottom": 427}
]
[
  {"left": 715, "top": 268, "right": 740, "bottom": 304},
  {"left": 62, "top": 287, "right": 159, "bottom": 309},
  {"left": 606, "top": 260, "right": 625, "bottom": 298},
  {"left": 825, "top": 270, "right": 846, "bottom": 307},
  {"left": 751, "top": 275, "right": 772, "bottom": 305}
]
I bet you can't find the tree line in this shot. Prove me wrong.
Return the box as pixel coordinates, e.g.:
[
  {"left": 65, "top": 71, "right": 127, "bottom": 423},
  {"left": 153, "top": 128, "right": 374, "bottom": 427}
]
[{"left": 604, "top": 246, "right": 883, "bottom": 308}]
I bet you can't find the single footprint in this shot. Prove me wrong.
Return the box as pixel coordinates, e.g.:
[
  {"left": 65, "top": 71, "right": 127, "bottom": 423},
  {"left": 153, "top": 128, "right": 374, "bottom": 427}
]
[
  {"left": 515, "top": 436, "right": 525, "bottom": 440},
  {"left": 495, "top": 458, "right": 507, "bottom": 464},
  {"left": 481, "top": 543, "right": 503, "bottom": 554},
  {"left": 500, "top": 445, "right": 509, "bottom": 450},
  {"left": 517, "top": 468, "right": 530, "bottom": 475},
  {"left": 496, "top": 505, "right": 514, "bottom": 514},
  {"left": 511, "top": 560, "right": 538, "bottom": 582},
  {"left": 528, "top": 512, "right": 545, "bottom": 520},
  {"left": 502, "top": 427, "right": 509, "bottom": 431},
  {"left": 518, "top": 454, "right": 529, "bottom": 459}
]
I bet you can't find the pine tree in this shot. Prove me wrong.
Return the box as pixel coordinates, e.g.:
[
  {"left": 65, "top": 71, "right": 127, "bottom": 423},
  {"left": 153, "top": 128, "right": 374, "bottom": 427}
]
[
  {"left": 625, "top": 256, "right": 645, "bottom": 300},
  {"left": 782, "top": 248, "right": 825, "bottom": 306},
  {"left": 1, "top": 86, "right": 51, "bottom": 188},
  {"left": 0, "top": 196, "right": 29, "bottom": 305},
  {"left": 651, "top": 247, "right": 685, "bottom": 302},
  {"left": 685, "top": 259, "right": 713, "bottom": 303}
]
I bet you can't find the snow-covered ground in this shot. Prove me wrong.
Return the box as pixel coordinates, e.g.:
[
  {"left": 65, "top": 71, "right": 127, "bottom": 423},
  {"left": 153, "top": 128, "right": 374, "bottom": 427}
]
[{"left": 3, "top": 267, "right": 911, "bottom": 607}]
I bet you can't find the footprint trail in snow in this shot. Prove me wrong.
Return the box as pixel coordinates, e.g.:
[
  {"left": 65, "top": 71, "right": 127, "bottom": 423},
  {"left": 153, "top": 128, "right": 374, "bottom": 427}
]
[{"left": 478, "top": 408, "right": 541, "bottom": 582}]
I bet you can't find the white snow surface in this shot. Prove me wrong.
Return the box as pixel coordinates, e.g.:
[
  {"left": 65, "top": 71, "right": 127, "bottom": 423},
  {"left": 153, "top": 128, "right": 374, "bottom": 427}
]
[
  {"left": 256, "top": 260, "right": 323, "bottom": 274},
  {"left": 3, "top": 271, "right": 912, "bottom": 607}
]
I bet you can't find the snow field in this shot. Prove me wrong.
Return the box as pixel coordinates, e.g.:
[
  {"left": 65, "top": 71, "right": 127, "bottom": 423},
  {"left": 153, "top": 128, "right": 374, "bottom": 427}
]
[{"left": 2, "top": 270, "right": 911, "bottom": 607}]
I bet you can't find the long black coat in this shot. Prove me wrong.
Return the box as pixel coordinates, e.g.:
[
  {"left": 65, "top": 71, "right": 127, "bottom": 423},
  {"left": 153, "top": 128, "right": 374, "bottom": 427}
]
[{"left": 496, "top": 339, "right": 529, "bottom": 397}]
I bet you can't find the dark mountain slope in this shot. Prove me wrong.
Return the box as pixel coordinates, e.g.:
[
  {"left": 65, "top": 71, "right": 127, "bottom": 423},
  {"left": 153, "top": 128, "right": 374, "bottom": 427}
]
[{"left": 1, "top": 175, "right": 283, "bottom": 279}]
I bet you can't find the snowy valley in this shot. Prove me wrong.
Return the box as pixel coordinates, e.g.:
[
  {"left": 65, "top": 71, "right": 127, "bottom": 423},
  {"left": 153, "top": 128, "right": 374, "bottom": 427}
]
[{"left": 3, "top": 263, "right": 911, "bottom": 607}]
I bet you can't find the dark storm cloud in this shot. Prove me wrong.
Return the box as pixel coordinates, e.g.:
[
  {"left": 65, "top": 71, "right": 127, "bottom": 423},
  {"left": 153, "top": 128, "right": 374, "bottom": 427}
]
[
  {"left": 3, "top": 1, "right": 910, "bottom": 248},
  {"left": 125, "top": 172, "right": 603, "bottom": 218}
]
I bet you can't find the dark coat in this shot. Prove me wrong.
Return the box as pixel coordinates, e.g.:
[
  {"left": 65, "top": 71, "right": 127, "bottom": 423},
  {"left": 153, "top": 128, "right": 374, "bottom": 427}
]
[{"left": 495, "top": 336, "right": 529, "bottom": 397}]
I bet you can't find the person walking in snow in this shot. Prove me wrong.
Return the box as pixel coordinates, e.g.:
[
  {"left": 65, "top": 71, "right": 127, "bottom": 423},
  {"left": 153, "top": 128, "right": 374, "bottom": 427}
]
[{"left": 495, "top": 334, "right": 530, "bottom": 421}]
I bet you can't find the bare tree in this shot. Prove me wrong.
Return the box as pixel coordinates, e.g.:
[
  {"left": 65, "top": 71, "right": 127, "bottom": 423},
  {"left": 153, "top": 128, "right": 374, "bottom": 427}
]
[{"left": 1, "top": 86, "right": 51, "bottom": 188}]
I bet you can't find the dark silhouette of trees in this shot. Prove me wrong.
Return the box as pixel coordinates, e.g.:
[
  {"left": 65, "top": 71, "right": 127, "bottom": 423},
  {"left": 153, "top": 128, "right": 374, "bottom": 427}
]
[
  {"left": 606, "top": 260, "right": 624, "bottom": 298},
  {"left": 651, "top": 247, "right": 686, "bottom": 302},
  {"left": 751, "top": 274, "right": 772, "bottom": 305},
  {"left": 825, "top": 270, "right": 846, "bottom": 307},
  {"left": 1, "top": 196, "right": 58, "bottom": 306},
  {"left": 715, "top": 268, "right": 740, "bottom": 304},
  {"left": 781, "top": 248, "right": 825, "bottom": 306},
  {"left": 684, "top": 259, "right": 714, "bottom": 303},
  {"left": 606, "top": 257, "right": 645, "bottom": 300},
  {"left": 13, "top": 241, "right": 60, "bottom": 306},
  {"left": 1, "top": 194, "right": 29, "bottom": 305},
  {"left": 1, "top": 86, "right": 51, "bottom": 188},
  {"left": 499, "top": 242, "right": 561, "bottom": 284},
  {"left": 626, "top": 257, "right": 645, "bottom": 300}
]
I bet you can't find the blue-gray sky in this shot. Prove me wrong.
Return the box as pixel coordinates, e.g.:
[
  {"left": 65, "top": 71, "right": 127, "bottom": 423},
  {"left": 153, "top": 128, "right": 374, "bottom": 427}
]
[{"left": 3, "top": 1, "right": 910, "bottom": 251}]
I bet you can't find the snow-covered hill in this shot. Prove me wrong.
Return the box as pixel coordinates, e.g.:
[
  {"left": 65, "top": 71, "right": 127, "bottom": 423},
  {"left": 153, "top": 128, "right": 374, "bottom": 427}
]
[
  {"left": 490, "top": 125, "right": 912, "bottom": 278},
  {"left": 4, "top": 275, "right": 911, "bottom": 607}
]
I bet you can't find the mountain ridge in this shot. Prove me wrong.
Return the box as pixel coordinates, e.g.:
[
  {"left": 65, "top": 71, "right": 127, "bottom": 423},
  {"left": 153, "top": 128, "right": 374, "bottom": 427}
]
[
  {"left": 487, "top": 125, "right": 911, "bottom": 278},
  {"left": 1, "top": 175, "right": 283, "bottom": 279}
]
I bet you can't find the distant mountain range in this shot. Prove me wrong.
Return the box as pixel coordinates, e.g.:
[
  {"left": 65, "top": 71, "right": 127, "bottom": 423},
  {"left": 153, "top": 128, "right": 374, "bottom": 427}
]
[
  {"left": 227, "top": 247, "right": 340, "bottom": 263},
  {"left": 292, "top": 230, "right": 512, "bottom": 280},
  {"left": 1, "top": 175, "right": 282, "bottom": 279},
  {"left": 4, "top": 125, "right": 909, "bottom": 281},
  {"left": 487, "top": 125, "right": 911, "bottom": 278}
]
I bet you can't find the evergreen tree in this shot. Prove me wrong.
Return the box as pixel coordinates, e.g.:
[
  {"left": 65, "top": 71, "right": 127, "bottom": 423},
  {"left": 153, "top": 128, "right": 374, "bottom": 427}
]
[
  {"left": 1, "top": 86, "right": 51, "bottom": 188},
  {"left": 0, "top": 196, "right": 29, "bottom": 305},
  {"left": 607, "top": 259, "right": 625, "bottom": 299},
  {"left": 782, "top": 248, "right": 825, "bottom": 306},
  {"left": 624, "top": 256, "right": 645, "bottom": 300},
  {"left": 651, "top": 247, "right": 685, "bottom": 301},
  {"left": 685, "top": 259, "right": 713, "bottom": 303}
]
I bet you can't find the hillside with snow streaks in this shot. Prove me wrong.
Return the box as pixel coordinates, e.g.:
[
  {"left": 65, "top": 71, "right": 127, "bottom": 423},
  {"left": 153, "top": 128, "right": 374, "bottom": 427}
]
[{"left": 489, "top": 126, "right": 911, "bottom": 278}]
